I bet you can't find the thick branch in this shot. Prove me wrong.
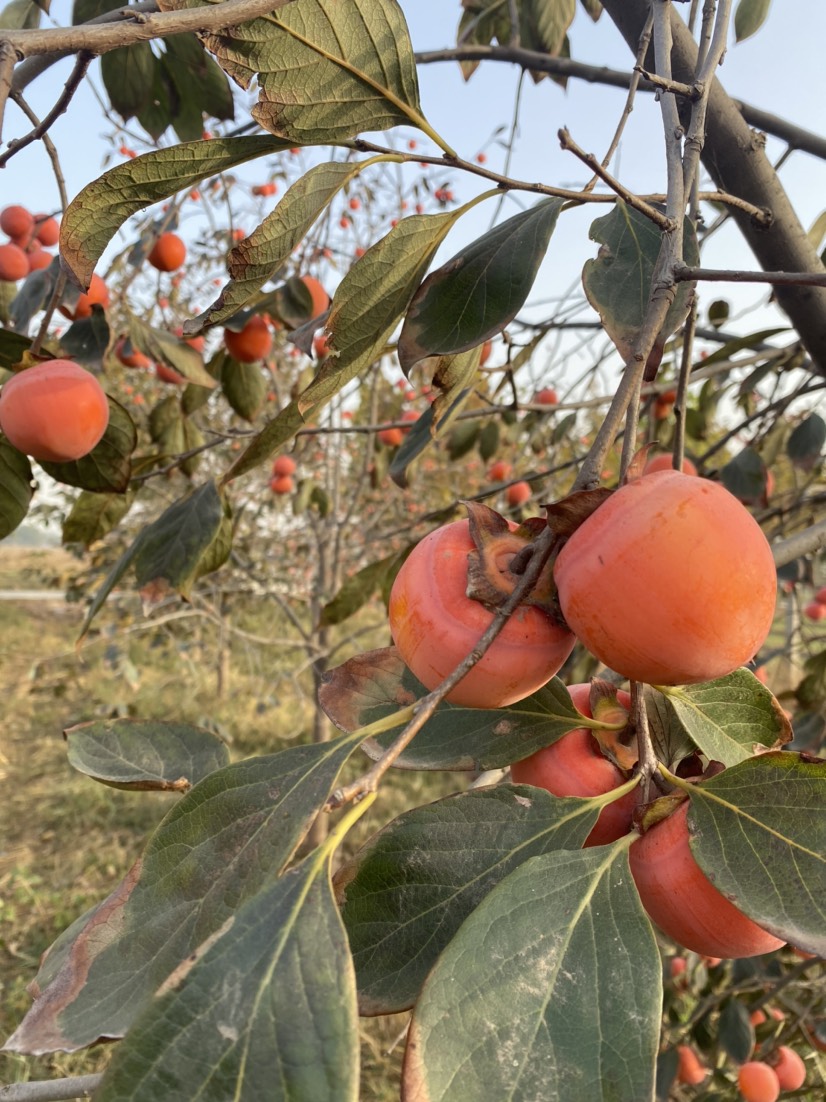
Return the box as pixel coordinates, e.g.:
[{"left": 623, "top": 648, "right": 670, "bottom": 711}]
[
  {"left": 2, "top": 0, "right": 294, "bottom": 59},
  {"left": 0, "top": 1076, "right": 102, "bottom": 1102},
  {"left": 414, "top": 45, "right": 826, "bottom": 162},
  {"left": 599, "top": 0, "right": 826, "bottom": 379}
]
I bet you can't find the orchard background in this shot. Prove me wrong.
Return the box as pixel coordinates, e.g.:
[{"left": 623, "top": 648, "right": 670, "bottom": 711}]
[{"left": 0, "top": 1, "right": 825, "bottom": 1100}]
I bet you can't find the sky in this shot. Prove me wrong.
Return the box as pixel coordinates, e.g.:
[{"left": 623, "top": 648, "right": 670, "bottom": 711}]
[{"left": 4, "top": 0, "right": 826, "bottom": 369}]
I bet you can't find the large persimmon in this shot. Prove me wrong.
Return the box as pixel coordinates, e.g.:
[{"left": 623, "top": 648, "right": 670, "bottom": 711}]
[
  {"left": 629, "top": 800, "right": 785, "bottom": 958},
  {"left": 511, "top": 683, "right": 637, "bottom": 845},
  {"left": 553, "top": 470, "right": 777, "bottom": 685},
  {"left": 388, "top": 518, "right": 575, "bottom": 707},
  {"left": 0, "top": 360, "right": 109, "bottom": 462}
]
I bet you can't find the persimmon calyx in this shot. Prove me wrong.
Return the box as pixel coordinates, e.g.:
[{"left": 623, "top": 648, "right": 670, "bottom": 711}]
[
  {"left": 544, "top": 487, "right": 614, "bottom": 542},
  {"left": 587, "top": 678, "right": 639, "bottom": 771},
  {"left": 463, "top": 501, "right": 557, "bottom": 614}
]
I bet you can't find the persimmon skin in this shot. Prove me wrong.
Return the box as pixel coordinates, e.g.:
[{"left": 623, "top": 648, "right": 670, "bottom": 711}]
[
  {"left": 505, "top": 481, "right": 532, "bottom": 507},
  {"left": 511, "top": 683, "right": 636, "bottom": 845},
  {"left": 272, "top": 455, "right": 297, "bottom": 477},
  {"left": 769, "top": 1045, "right": 806, "bottom": 1091},
  {"left": 300, "top": 275, "right": 330, "bottom": 317},
  {"left": 59, "top": 273, "right": 110, "bottom": 320},
  {"left": 0, "top": 360, "right": 109, "bottom": 462},
  {"left": 0, "top": 205, "right": 34, "bottom": 240},
  {"left": 388, "top": 518, "right": 575, "bottom": 708},
  {"left": 676, "top": 1045, "right": 707, "bottom": 1085},
  {"left": 642, "top": 453, "right": 698, "bottom": 476},
  {"left": 738, "top": 1061, "right": 780, "bottom": 1102},
  {"left": 148, "top": 232, "right": 186, "bottom": 273},
  {"left": 0, "top": 243, "right": 29, "bottom": 281},
  {"left": 269, "top": 475, "right": 294, "bottom": 494},
  {"left": 378, "top": 427, "right": 403, "bottom": 447},
  {"left": 34, "top": 214, "right": 59, "bottom": 247},
  {"left": 629, "top": 800, "right": 785, "bottom": 958},
  {"left": 224, "top": 315, "right": 272, "bottom": 363},
  {"left": 553, "top": 470, "right": 777, "bottom": 685}
]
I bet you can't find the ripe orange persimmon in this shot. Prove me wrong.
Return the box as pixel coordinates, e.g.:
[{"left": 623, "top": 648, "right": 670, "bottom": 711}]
[
  {"left": 58, "top": 273, "right": 110, "bottom": 320},
  {"left": 379, "top": 426, "right": 404, "bottom": 447},
  {"left": 769, "top": 1045, "right": 806, "bottom": 1091},
  {"left": 479, "top": 339, "right": 493, "bottom": 366},
  {"left": 642, "top": 452, "right": 698, "bottom": 476},
  {"left": 488, "top": 460, "right": 512, "bottom": 482},
  {"left": 505, "top": 481, "right": 532, "bottom": 507},
  {"left": 115, "top": 338, "right": 152, "bottom": 370},
  {"left": 148, "top": 232, "right": 186, "bottom": 273},
  {"left": 388, "top": 518, "right": 575, "bottom": 707},
  {"left": 511, "top": 683, "right": 636, "bottom": 845},
  {"left": 300, "top": 275, "right": 330, "bottom": 317},
  {"left": 155, "top": 362, "right": 187, "bottom": 385},
  {"left": 804, "top": 601, "right": 826, "bottom": 622},
  {"left": 676, "top": 1045, "right": 707, "bottom": 1085},
  {"left": 738, "top": 1061, "right": 780, "bottom": 1102},
  {"left": 224, "top": 315, "right": 272, "bottom": 362},
  {"left": 26, "top": 248, "right": 54, "bottom": 273},
  {"left": 553, "top": 470, "right": 777, "bottom": 685},
  {"left": 534, "top": 387, "right": 558, "bottom": 406},
  {"left": 0, "top": 360, "right": 109, "bottom": 462},
  {"left": 629, "top": 800, "right": 785, "bottom": 958},
  {"left": 272, "top": 455, "right": 297, "bottom": 477},
  {"left": 0, "top": 243, "right": 29, "bottom": 281},
  {"left": 270, "top": 475, "right": 294, "bottom": 494},
  {"left": 34, "top": 214, "right": 59, "bottom": 247},
  {"left": 0, "top": 205, "right": 34, "bottom": 241}
]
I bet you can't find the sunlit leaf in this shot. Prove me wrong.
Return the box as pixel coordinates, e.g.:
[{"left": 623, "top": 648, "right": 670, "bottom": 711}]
[
  {"left": 657, "top": 670, "right": 791, "bottom": 767},
  {"left": 686, "top": 752, "right": 826, "bottom": 955},
  {"left": 398, "top": 198, "right": 563, "bottom": 372},
  {"left": 403, "top": 843, "right": 661, "bottom": 1102}
]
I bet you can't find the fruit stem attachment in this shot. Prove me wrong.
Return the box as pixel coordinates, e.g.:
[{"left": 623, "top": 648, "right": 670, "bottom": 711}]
[
  {"left": 327, "top": 525, "right": 563, "bottom": 809},
  {"left": 631, "top": 681, "right": 666, "bottom": 801}
]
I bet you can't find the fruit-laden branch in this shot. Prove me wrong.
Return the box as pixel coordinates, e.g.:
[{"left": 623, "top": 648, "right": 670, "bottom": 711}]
[
  {"left": 413, "top": 45, "right": 826, "bottom": 163},
  {"left": 599, "top": 0, "right": 826, "bottom": 380}
]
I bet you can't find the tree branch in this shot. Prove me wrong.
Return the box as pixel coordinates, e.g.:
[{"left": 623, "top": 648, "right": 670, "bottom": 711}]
[
  {"left": 599, "top": 0, "right": 826, "bottom": 379},
  {"left": 0, "top": 1076, "right": 102, "bottom": 1102},
  {"left": 415, "top": 44, "right": 826, "bottom": 162}
]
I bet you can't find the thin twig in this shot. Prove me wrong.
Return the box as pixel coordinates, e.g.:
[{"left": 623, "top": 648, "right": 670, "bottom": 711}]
[
  {"left": 1, "top": 53, "right": 92, "bottom": 168},
  {"left": 0, "top": 1075, "right": 103, "bottom": 1102},
  {"left": 676, "top": 266, "right": 826, "bottom": 286}
]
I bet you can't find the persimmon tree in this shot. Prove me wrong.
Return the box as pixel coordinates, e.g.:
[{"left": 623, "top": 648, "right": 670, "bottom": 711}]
[{"left": 0, "top": 2, "right": 825, "bottom": 1101}]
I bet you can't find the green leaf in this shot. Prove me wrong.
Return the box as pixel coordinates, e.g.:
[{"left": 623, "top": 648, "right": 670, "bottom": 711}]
[
  {"left": 718, "top": 999, "right": 755, "bottom": 1065},
  {"left": 0, "top": 0, "right": 42, "bottom": 29},
  {"left": 398, "top": 198, "right": 563, "bottom": 372},
  {"left": 319, "top": 549, "right": 409, "bottom": 628},
  {"left": 129, "top": 315, "right": 217, "bottom": 388},
  {"left": 0, "top": 438, "right": 33, "bottom": 539},
  {"left": 403, "top": 844, "right": 661, "bottom": 1102},
  {"left": 694, "top": 326, "right": 788, "bottom": 368},
  {"left": 72, "top": 0, "right": 118, "bottom": 21},
  {"left": 132, "top": 481, "right": 227, "bottom": 602},
  {"left": 184, "top": 0, "right": 428, "bottom": 145},
  {"left": 59, "top": 306, "right": 110, "bottom": 370},
  {"left": 94, "top": 852, "right": 358, "bottom": 1102},
  {"left": 524, "top": 0, "right": 576, "bottom": 56},
  {"left": 657, "top": 670, "right": 791, "bottom": 767},
  {"left": 64, "top": 718, "right": 230, "bottom": 792},
  {"left": 40, "top": 397, "right": 136, "bottom": 493},
  {"left": 193, "top": 161, "right": 363, "bottom": 328},
  {"left": 163, "top": 32, "right": 235, "bottom": 124},
  {"left": 0, "top": 328, "right": 35, "bottom": 371},
  {"left": 582, "top": 200, "right": 699, "bottom": 363},
  {"left": 390, "top": 375, "right": 476, "bottom": 489},
  {"left": 579, "top": 0, "right": 602, "bottom": 21},
  {"left": 686, "top": 752, "right": 826, "bottom": 955},
  {"left": 320, "top": 650, "right": 588, "bottom": 770},
  {"left": 221, "top": 358, "right": 267, "bottom": 422},
  {"left": 786, "top": 412, "right": 826, "bottom": 469},
  {"left": 60, "top": 136, "right": 292, "bottom": 289},
  {"left": 101, "top": 43, "right": 155, "bottom": 121},
  {"left": 720, "top": 447, "right": 770, "bottom": 504},
  {"left": 61, "top": 489, "right": 133, "bottom": 547},
  {"left": 336, "top": 784, "right": 598, "bottom": 1014},
  {"left": 734, "top": 0, "right": 771, "bottom": 42},
  {"left": 224, "top": 210, "right": 464, "bottom": 482},
  {"left": 5, "top": 735, "right": 362, "bottom": 1053},
  {"left": 135, "top": 53, "right": 174, "bottom": 141}
]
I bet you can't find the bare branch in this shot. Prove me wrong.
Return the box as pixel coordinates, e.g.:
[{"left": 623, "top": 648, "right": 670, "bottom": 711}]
[
  {"left": 675, "top": 266, "right": 826, "bottom": 287},
  {"left": 773, "top": 520, "right": 826, "bottom": 568},
  {"left": 0, "top": 1076, "right": 102, "bottom": 1102}
]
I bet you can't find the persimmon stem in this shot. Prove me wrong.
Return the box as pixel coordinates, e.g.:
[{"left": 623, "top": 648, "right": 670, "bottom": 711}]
[{"left": 631, "top": 681, "right": 661, "bottom": 802}]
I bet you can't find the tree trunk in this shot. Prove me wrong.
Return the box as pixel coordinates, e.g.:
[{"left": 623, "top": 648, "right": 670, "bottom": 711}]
[{"left": 600, "top": 0, "right": 826, "bottom": 378}]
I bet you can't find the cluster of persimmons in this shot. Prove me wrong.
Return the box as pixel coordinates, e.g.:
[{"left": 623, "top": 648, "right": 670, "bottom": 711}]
[{"left": 387, "top": 465, "right": 787, "bottom": 979}]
